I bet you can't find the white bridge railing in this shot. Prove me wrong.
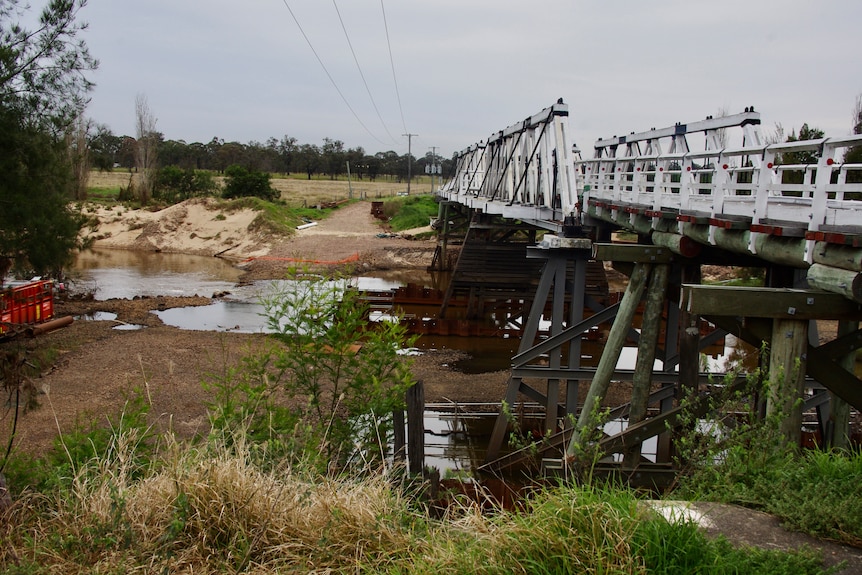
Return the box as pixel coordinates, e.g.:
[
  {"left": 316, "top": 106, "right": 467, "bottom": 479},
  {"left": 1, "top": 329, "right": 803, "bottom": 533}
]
[
  {"left": 439, "top": 102, "right": 862, "bottom": 263},
  {"left": 581, "top": 110, "right": 862, "bottom": 262},
  {"left": 437, "top": 100, "right": 578, "bottom": 225}
]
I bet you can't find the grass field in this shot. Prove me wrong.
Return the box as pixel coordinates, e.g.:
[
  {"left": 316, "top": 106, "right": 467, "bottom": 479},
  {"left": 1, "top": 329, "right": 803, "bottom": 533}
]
[{"left": 87, "top": 170, "right": 437, "bottom": 207}]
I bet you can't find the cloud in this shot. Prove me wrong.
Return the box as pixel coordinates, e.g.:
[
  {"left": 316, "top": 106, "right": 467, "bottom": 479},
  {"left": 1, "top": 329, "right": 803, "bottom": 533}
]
[{"left": 81, "top": 0, "right": 862, "bottom": 157}]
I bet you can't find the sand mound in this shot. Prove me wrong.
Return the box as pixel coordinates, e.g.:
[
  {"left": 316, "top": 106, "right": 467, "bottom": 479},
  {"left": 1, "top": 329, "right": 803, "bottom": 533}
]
[{"left": 83, "top": 198, "right": 271, "bottom": 260}]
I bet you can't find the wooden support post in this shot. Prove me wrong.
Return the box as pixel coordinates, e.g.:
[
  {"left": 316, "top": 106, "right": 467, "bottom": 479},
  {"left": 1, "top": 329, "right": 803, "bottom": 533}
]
[
  {"left": 666, "top": 264, "right": 702, "bottom": 463},
  {"left": 565, "top": 258, "right": 588, "bottom": 419},
  {"left": 830, "top": 320, "right": 856, "bottom": 449},
  {"left": 624, "top": 263, "right": 669, "bottom": 467},
  {"left": 766, "top": 318, "right": 808, "bottom": 448},
  {"left": 545, "top": 258, "right": 568, "bottom": 435},
  {"left": 568, "top": 263, "right": 650, "bottom": 457},
  {"left": 486, "top": 252, "right": 560, "bottom": 462},
  {"left": 439, "top": 201, "right": 450, "bottom": 271},
  {"left": 678, "top": 265, "right": 702, "bottom": 392},
  {"left": 406, "top": 380, "right": 425, "bottom": 475}
]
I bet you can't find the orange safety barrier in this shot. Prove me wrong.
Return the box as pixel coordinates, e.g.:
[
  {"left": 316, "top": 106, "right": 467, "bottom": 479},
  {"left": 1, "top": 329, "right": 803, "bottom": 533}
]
[{"left": 240, "top": 253, "right": 360, "bottom": 266}]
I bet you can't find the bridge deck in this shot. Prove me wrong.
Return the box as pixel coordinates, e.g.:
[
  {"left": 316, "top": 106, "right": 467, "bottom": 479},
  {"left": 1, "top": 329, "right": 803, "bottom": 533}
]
[{"left": 438, "top": 102, "right": 862, "bottom": 271}]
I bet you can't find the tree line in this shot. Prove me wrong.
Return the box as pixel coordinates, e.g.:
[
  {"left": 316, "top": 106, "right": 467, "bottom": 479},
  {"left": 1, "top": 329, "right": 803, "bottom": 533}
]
[{"left": 88, "top": 127, "right": 453, "bottom": 184}]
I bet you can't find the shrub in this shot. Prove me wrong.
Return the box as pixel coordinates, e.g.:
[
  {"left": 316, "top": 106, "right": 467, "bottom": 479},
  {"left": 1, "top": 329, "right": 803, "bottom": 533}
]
[
  {"left": 670, "top": 365, "right": 862, "bottom": 547},
  {"left": 263, "top": 271, "right": 416, "bottom": 470},
  {"left": 153, "top": 166, "right": 216, "bottom": 203},
  {"left": 222, "top": 165, "right": 278, "bottom": 202},
  {"left": 205, "top": 269, "right": 417, "bottom": 473}
]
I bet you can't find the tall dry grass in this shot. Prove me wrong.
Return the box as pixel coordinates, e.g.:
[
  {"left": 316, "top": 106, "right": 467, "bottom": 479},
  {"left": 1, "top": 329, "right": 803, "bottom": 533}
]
[
  {"left": 1, "top": 426, "right": 834, "bottom": 574},
  {"left": 3, "top": 430, "right": 424, "bottom": 573}
]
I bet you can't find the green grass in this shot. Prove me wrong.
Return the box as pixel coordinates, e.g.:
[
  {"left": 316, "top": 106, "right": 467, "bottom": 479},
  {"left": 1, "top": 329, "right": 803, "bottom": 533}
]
[
  {"left": 383, "top": 194, "right": 438, "bottom": 231},
  {"left": 673, "top": 429, "right": 862, "bottom": 547},
  {"left": 216, "top": 196, "right": 336, "bottom": 236},
  {"left": 84, "top": 186, "right": 122, "bottom": 204}
]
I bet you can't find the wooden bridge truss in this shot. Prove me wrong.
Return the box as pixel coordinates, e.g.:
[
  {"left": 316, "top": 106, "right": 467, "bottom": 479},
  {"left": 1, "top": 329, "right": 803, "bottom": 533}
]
[{"left": 437, "top": 102, "right": 862, "bottom": 482}]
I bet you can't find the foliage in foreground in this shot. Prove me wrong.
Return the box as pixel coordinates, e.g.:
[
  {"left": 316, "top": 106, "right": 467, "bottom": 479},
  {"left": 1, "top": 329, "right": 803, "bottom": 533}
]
[
  {"left": 1, "top": 280, "right": 842, "bottom": 573},
  {"left": 205, "top": 269, "right": 417, "bottom": 474},
  {"left": 670, "top": 367, "right": 862, "bottom": 547},
  {"left": 674, "top": 436, "right": 862, "bottom": 547},
  {"left": 0, "top": 426, "right": 836, "bottom": 574}
]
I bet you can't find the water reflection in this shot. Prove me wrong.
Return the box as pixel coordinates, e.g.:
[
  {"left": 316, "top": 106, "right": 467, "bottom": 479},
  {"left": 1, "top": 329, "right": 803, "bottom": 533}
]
[
  {"left": 69, "top": 248, "right": 407, "bottom": 302},
  {"left": 154, "top": 301, "right": 269, "bottom": 333},
  {"left": 70, "top": 248, "right": 243, "bottom": 300}
]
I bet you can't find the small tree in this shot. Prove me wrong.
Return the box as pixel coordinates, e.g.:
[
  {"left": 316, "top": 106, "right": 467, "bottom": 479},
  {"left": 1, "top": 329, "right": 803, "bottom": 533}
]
[
  {"left": 0, "top": 107, "right": 83, "bottom": 277},
  {"left": 153, "top": 165, "right": 216, "bottom": 203},
  {"left": 0, "top": 0, "right": 96, "bottom": 277},
  {"left": 65, "top": 114, "right": 90, "bottom": 200},
  {"left": 259, "top": 271, "right": 416, "bottom": 469},
  {"left": 221, "top": 164, "right": 278, "bottom": 201}
]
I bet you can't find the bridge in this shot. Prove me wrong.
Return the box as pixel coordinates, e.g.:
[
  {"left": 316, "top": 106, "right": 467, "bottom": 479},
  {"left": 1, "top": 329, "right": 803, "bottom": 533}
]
[{"left": 435, "top": 101, "right": 862, "bottom": 484}]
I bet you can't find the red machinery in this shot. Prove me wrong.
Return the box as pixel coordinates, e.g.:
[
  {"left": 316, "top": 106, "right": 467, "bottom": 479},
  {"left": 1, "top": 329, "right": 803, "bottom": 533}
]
[{"left": 0, "top": 280, "right": 55, "bottom": 336}]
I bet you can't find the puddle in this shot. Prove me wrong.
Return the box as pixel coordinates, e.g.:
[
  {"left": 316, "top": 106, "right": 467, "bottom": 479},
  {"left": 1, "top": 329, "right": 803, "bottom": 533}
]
[
  {"left": 153, "top": 300, "right": 269, "bottom": 333},
  {"left": 75, "top": 310, "right": 145, "bottom": 330},
  {"left": 78, "top": 311, "right": 118, "bottom": 322},
  {"left": 112, "top": 323, "right": 145, "bottom": 331}
]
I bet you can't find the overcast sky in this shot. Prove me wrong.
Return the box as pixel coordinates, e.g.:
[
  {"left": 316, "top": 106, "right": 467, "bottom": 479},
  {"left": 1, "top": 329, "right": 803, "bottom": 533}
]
[{"left": 80, "top": 1, "right": 862, "bottom": 159}]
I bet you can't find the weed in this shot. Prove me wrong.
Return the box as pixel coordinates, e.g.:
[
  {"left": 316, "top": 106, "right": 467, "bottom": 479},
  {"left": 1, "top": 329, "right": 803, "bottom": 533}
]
[
  {"left": 383, "top": 194, "right": 438, "bottom": 231},
  {"left": 669, "top": 357, "right": 862, "bottom": 547}
]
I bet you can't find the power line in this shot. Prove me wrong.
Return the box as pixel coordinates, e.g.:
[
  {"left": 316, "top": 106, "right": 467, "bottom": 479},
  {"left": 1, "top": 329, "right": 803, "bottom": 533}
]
[
  {"left": 279, "top": 0, "right": 387, "bottom": 146},
  {"left": 381, "top": 0, "right": 408, "bottom": 135},
  {"left": 332, "top": 0, "right": 398, "bottom": 145}
]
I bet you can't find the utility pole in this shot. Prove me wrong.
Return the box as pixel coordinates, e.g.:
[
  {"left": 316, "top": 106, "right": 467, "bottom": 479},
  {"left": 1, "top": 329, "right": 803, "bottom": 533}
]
[{"left": 403, "top": 133, "right": 417, "bottom": 195}]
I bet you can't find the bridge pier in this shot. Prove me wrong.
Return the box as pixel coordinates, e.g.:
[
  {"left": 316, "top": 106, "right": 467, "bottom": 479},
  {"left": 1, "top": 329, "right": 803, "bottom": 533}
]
[
  {"left": 481, "top": 242, "right": 716, "bottom": 478},
  {"left": 480, "top": 239, "right": 862, "bottom": 482},
  {"left": 484, "top": 246, "right": 593, "bottom": 463}
]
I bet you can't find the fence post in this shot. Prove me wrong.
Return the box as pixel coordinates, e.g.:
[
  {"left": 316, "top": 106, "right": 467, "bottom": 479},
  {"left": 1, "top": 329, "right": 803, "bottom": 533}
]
[{"left": 406, "top": 379, "right": 425, "bottom": 475}]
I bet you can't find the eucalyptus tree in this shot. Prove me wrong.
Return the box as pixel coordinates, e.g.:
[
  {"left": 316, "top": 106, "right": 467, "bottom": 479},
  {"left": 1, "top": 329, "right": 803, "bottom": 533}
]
[
  {"left": 296, "top": 143, "right": 320, "bottom": 180},
  {"left": 321, "top": 137, "right": 346, "bottom": 180},
  {"left": 780, "top": 123, "right": 825, "bottom": 185},
  {"left": 88, "top": 123, "right": 122, "bottom": 171}
]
